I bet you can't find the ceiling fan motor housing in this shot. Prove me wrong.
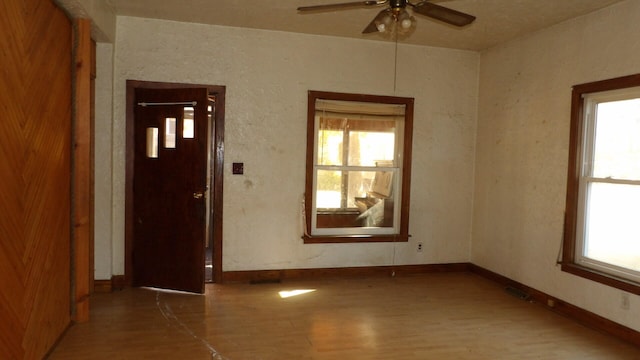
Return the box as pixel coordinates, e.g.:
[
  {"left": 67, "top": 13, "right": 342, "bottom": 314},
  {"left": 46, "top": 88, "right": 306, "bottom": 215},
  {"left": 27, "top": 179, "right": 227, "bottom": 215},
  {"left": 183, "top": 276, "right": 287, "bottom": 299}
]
[{"left": 390, "top": 0, "right": 408, "bottom": 10}]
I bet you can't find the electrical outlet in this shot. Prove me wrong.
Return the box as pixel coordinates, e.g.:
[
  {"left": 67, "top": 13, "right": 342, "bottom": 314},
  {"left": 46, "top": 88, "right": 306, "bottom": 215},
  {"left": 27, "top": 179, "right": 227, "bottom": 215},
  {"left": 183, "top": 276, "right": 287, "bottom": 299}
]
[
  {"left": 621, "top": 292, "right": 630, "bottom": 310},
  {"left": 417, "top": 242, "right": 423, "bottom": 252}
]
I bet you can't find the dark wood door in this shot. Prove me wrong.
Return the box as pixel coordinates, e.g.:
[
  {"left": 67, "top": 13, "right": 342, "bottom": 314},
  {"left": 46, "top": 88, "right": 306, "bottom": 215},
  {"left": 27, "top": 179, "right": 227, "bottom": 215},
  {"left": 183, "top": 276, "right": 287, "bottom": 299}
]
[{"left": 133, "top": 87, "right": 209, "bottom": 293}]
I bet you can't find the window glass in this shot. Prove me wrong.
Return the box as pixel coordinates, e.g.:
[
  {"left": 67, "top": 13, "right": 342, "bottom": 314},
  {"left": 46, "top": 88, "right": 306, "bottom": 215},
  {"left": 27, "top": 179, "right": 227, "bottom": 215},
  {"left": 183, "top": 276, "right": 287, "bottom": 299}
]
[
  {"left": 592, "top": 99, "right": 640, "bottom": 180},
  {"left": 316, "top": 169, "right": 342, "bottom": 208},
  {"left": 317, "top": 128, "right": 343, "bottom": 166},
  {"left": 165, "top": 117, "right": 176, "bottom": 148},
  {"left": 348, "top": 131, "right": 395, "bottom": 167},
  {"left": 583, "top": 182, "right": 640, "bottom": 275},
  {"left": 183, "top": 106, "right": 195, "bottom": 139},
  {"left": 146, "top": 127, "right": 158, "bottom": 158}
]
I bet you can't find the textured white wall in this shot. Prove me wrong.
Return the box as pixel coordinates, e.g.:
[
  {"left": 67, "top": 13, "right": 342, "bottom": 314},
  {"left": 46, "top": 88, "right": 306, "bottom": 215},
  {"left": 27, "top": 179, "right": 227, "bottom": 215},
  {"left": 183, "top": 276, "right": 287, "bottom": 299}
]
[
  {"left": 473, "top": 0, "right": 640, "bottom": 331},
  {"left": 105, "top": 17, "right": 478, "bottom": 274}
]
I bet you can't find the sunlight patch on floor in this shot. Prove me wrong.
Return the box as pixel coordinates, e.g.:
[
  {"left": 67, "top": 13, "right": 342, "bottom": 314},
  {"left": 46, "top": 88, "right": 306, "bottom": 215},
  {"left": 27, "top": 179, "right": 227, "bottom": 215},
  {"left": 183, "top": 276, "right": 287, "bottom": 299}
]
[
  {"left": 141, "top": 287, "right": 201, "bottom": 296},
  {"left": 278, "top": 289, "right": 316, "bottom": 298}
]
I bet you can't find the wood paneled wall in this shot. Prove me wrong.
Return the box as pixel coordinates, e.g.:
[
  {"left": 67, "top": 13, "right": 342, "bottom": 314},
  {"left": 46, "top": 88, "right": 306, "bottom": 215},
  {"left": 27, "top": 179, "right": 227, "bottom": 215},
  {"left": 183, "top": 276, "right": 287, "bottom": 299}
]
[
  {"left": 0, "top": 0, "right": 73, "bottom": 359},
  {"left": 72, "top": 18, "right": 93, "bottom": 324}
]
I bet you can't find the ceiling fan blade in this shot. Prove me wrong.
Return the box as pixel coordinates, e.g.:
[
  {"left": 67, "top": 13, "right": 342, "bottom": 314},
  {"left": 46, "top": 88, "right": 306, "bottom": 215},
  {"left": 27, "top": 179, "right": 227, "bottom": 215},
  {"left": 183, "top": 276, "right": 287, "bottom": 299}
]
[
  {"left": 410, "top": 1, "right": 475, "bottom": 27},
  {"left": 298, "top": 0, "right": 385, "bottom": 12},
  {"left": 362, "top": 19, "right": 379, "bottom": 34},
  {"left": 362, "top": 9, "right": 387, "bottom": 33}
]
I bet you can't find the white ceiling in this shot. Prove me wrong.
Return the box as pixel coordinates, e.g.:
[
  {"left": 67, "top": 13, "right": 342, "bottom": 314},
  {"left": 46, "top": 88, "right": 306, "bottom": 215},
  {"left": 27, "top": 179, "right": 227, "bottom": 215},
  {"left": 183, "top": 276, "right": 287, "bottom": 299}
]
[{"left": 107, "top": 0, "right": 624, "bottom": 51}]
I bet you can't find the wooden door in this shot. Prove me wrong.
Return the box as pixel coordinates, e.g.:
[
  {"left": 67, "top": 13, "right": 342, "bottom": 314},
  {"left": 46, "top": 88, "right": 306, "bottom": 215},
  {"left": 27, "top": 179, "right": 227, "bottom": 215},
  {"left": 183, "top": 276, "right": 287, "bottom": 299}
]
[{"left": 133, "top": 87, "right": 209, "bottom": 293}]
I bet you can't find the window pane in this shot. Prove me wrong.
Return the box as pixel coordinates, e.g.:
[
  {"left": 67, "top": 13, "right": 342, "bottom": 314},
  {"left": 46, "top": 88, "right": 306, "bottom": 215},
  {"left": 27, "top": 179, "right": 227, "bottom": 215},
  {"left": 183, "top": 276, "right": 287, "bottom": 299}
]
[
  {"left": 352, "top": 171, "right": 395, "bottom": 228},
  {"left": 316, "top": 170, "right": 342, "bottom": 208},
  {"left": 357, "top": 198, "right": 394, "bottom": 228},
  {"left": 183, "top": 106, "right": 195, "bottom": 139},
  {"left": 347, "top": 170, "right": 380, "bottom": 208},
  {"left": 317, "top": 129, "right": 343, "bottom": 166},
  {"left": 316, "top": 170, "right": 396, "bottom": 210},
  {"left": 348, "top": 130, "right": 395, "bottom": 166},
  {"left": 584, "top": 182, "right": 640, "bottom": 272},
  {"left": 316, "top": 169, "right": 396, "bottom": 228},
  {"left": 146, "top": 127, "right": 158, "bottom": 158},
  {"left": 164, "top": 117, "right": 176, "bottom": 148},
  {"left": 593, "top": 99, "right": 640, "bottom": 180}
]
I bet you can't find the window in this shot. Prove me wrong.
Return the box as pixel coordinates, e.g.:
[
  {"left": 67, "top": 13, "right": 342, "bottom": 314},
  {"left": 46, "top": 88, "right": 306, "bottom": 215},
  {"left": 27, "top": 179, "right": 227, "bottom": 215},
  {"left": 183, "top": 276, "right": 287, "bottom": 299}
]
[
  {"left": 146, "top": 127, "right": 159, "bottom": 158},
  {"left": 304, "top": 91, "right": 413, "bottom": 243},
  {"left": 563, "top": 74, "right": 640, "bottom": 294},
  {"left": 164, "top": 117, "right": 177, "bottom": 148}
]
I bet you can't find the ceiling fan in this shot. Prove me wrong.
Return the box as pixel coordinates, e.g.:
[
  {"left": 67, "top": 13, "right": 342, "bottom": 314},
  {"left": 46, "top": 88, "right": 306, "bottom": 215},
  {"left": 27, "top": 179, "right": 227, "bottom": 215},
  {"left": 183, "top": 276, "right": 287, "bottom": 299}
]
[{"left": 297, "top": 0, "right": 475, "bottom": 35}]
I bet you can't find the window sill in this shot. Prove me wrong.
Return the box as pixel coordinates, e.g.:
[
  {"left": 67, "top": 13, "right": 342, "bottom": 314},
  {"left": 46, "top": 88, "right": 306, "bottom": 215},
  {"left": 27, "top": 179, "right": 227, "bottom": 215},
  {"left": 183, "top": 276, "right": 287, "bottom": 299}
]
[
  {"left": 303, "top": 234, "right": 409, "bottom": 244},
  {"left": 561, "top": 262, "right": 640, "bottom": 296},
  {"left": 317, "top": 210, "right": 360, "bottom": 215}
]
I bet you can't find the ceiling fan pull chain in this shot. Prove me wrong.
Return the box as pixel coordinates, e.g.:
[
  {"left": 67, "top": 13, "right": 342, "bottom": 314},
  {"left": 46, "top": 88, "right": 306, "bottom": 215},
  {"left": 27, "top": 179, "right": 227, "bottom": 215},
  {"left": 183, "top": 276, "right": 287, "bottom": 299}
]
[{"left": 393, "top": 28, "right": 398, "bottom": 94}]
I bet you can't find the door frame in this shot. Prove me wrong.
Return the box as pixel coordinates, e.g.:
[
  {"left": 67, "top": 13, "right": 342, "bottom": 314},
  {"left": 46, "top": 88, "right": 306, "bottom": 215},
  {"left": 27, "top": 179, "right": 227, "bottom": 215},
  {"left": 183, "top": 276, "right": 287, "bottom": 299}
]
[{"left": 125, "top": 80, "right": 225, "bottom": 284}]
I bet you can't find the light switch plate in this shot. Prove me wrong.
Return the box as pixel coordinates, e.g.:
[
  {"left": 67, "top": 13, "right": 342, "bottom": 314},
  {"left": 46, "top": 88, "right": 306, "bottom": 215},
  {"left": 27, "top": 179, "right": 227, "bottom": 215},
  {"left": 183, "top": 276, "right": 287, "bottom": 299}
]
[{"left": 232, "top": 162, "right": 244, "bottom": 175}]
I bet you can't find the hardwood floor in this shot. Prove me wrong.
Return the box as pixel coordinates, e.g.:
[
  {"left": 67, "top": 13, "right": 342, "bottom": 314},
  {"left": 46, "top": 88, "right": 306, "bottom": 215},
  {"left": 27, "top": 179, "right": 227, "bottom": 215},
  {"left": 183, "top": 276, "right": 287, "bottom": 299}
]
[{"left": 49, "top": 273, "right": 639, "bottom": 359}]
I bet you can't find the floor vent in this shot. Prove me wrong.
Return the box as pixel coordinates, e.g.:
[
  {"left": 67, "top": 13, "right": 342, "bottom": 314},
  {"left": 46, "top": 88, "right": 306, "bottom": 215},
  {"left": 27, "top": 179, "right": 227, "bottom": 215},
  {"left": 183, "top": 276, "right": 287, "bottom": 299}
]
[
  {"left": 249, "top": 278, "right": 282, "bottom": 285},
  {"left": 505, "top": 286, "right": 531, "bottom": 301}
]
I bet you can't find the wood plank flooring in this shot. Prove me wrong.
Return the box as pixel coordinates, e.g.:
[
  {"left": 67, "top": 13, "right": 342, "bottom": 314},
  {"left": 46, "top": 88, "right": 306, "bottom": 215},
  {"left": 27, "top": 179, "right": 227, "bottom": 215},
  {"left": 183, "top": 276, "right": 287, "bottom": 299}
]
[{"left": 48, "top": 273, "right": 640, "bottom": 359}]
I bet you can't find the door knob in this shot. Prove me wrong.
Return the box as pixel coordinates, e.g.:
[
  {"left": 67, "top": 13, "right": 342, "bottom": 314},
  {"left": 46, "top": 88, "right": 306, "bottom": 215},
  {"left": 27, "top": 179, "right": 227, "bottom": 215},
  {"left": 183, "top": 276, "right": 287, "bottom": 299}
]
[{"left": 193, "top": 191, "right": 204, "bottom": 199}]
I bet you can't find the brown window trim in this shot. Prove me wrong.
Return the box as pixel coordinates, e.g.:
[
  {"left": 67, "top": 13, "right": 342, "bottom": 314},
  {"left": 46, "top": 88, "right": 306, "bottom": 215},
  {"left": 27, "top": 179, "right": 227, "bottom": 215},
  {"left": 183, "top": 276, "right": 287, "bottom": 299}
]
[
  {"left": 562, "top": 73, "right": 640, "bottom": 295},
  {"left": 304, "top": 90, "right": 413, "bottom": 244},
  {"left": 303, "top": 234, "right": 410, "bottom": 244}
]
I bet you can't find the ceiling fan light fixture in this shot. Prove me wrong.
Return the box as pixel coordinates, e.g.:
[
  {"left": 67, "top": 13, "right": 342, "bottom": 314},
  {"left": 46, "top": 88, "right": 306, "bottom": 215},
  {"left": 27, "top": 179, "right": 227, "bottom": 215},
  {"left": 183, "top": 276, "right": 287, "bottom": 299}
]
[
  {"left": 374, "top": 9, "right": 394, "bottom": 33},
  {"left": 397, "top": 8, "right": 413, "bottom": 29}
]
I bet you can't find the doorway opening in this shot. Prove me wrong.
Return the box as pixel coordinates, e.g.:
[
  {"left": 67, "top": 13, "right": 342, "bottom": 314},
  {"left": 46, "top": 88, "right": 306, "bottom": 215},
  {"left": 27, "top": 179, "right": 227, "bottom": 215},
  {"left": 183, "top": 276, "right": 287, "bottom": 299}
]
[{"left": 125, "top": 80, "right": 225, "bottom": 290}]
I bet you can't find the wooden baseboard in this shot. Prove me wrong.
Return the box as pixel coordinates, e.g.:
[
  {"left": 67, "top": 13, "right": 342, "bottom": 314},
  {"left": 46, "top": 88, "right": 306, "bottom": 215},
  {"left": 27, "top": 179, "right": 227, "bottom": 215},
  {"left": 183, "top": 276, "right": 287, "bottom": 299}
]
[
  {"left": 93, "top": 275, "right": 126, "bottom": 293},
  {"left": 468, "top": 264, "right": 640, "bottom": 348},
  {"left": 222, "top": 263, "right": 471, "bottom": 283},
  {"left": 111, "top": 275, "right": 125, "bottom": 290},
  {"left": 93, "top": 280, "right": 112, "bottom": 293}
]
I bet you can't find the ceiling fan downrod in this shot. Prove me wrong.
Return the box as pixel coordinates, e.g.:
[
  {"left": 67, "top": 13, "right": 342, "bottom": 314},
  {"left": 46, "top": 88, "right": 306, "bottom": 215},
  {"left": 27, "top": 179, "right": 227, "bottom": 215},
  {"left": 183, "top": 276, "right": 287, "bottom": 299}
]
[{"left": 389, "top": 0, "right": 407, "bottom": 10}]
